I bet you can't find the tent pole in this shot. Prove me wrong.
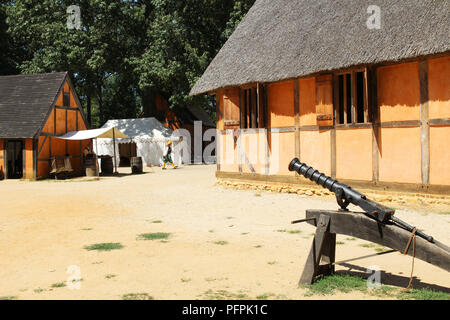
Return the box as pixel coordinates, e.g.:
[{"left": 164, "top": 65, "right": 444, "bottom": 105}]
[{"left": 113, "top": 128, "right": 118, "bottom": 174}]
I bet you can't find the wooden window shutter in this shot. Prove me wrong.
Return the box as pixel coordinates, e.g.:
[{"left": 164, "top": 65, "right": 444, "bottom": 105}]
[
  {"left": 316, "top": 74, "right": 334, "bottom": 126},
  {"left": 223, "top": 88, "right": 241, "bottom": 128}
]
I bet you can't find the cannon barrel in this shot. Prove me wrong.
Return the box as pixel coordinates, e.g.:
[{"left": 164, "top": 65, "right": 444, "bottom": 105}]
[{"left": 288, "top": 158, "right": 434, "bottom": 242}]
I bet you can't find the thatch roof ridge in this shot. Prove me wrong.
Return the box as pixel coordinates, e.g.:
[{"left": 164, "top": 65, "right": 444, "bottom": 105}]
[{"left": 191, "top": 0, "right": 450, "bottom": 95}]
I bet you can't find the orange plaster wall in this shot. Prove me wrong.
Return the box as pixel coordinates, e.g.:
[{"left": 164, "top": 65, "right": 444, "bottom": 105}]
[
  {"left": 299, "top": 130, "right": 331, "bottom": 175},
  {"left": 218, "top": 131, "right": 239, "bottom": 172},
  {"left": 241, "top": 131, "right": 265, "bottom": 174},
  {"left": 269, "top": 131, "right": 295, "bottom": 175},
  {"left": 216, "top": 91, "right": 224, "bottom": 131},
  {"left": 267, "top": 81, "right": 295, "bottom": 128},
  {"left": 43, "top": 109, "right": 55, "bottom": 133},
  {"left": 428, "top": 56, "right": 450, "bottom": 119},
  {"left": 24, "top": 138, "right": 34, "bottom": 179},
  {"left": 55, "top": 108, "right": 66, "bottom": 134},
  {"left": 378, "top": 62, "right": 420, "bottom": 122},
  {"left": 336, "top": 129, "right": 372, "bottom": 181},
  {"left": 430, "top": 126, "right": 450, "bottom": 185},
  {"left": 299, "top": 78, "right": 316, "bottom": 126},
  {"left": 378, "top": 127, "right": 421, "bottom": 184}
]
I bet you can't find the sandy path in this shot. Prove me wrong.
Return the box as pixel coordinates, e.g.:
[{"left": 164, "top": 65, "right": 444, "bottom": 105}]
[{"left": 0, "top": 165, "right": 448, "bottom": 300}]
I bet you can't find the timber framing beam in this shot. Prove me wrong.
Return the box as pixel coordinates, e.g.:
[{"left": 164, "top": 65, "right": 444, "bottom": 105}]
[{"left": 419, "top": 60, "right": 430, "bottom": 185}]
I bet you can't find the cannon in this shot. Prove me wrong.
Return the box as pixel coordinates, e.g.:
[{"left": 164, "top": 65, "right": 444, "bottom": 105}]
[{"left": 288, "top": 158, "right": 434, "bottom": 243}]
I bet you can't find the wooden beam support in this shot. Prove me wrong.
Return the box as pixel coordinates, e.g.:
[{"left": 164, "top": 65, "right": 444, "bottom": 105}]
[
  {"left": 305, "top": 210, "right": 450, "bottom": 272},
  {"left": 299, "top": 214, "right": 335, "bottom": 285},
  {"left": 419, "top": 60, "right": 430, "bottom": 185},
  {"left": 370, "top": 67, "right": 380, "bottom": 183}
]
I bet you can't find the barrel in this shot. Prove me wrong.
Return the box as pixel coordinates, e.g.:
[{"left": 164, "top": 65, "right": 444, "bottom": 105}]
[
  {"left": 84, "top": 157, "right": 98, "bottom": 177},
  {"left": 131, "top": 157, "right": 143, "bottom": 174},
  {"left": 101, "top": 156, "right": 113, "bottom": 175}
]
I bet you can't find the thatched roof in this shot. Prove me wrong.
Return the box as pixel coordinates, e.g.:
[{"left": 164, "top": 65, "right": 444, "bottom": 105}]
[
  {"left": 0, "top": 72, "right": 68, "bottom": 138},
  {"left": 191, "top": 0, "right": 450, "bottom": 95}
]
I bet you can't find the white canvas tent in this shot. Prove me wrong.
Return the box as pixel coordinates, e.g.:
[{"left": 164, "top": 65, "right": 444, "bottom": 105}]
[{"left": 94, "top": 118, "right": 182, "bottom": 167}]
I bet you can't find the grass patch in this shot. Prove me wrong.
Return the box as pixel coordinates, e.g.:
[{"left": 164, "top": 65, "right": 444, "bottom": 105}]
[
  {"left": 203, "top": 289, "right": 247, "bottom": 300},
  {"left": 254, "top": 245, "right": 262, "bottom": 248},
  {"left": 34, "top": 288, "right": 45, "bottom": 293},
  {"left": 256, "top": 293, "right": 276, "bottom": 300},
  {"left": 226, "top": 216, "right": 234, "bottom": 220},
  {"left": 137, "top": 233, "right": 171, "bottom": 241},
  {"left": 0, "top": 296, "right": 17, "bottom": 300},
  {"left": 359, "top": 243, "right": 377, "bottom": 249},
  {"left": 288, "top": 230, "right": 301, "bottom": 234},
  {"left": 241, "top": 232, "right": 249, "bottom": 235},
  {"left": 51, "top": 282, "right": 66, "bottom": 288},
  {"left": 181, "top": 278, "right": 191, "bottom": 283},
  {"left": 397, "top": 288, "right": 450, "bottom": 300},
  {"left": 84, "top": 243, "right": 124, "bottom": 251},
  {"left": 151, "top": 220, "right": 163, "bottom": 224},
  {"left": 105, "top": 274, "right": 117, "bottom": 279},
  {"left": 208, "top": 229, "right": 215, "bottom": 233},
  {"left": 214, "top": 241, "right": 228, "bottom": 245},
  {"left": 254, "top": 193, "right": 262, "bottom": 197},
  {"left": 336, "top": 241, "right": 345, "bottom": 245},
  {"left": 267, "top": 261, "right": 277, "bottom": 265},
  {"left": 438, "top": 212, "right": 450, "bottom": 216},
  {"left": 276, "top": 229, "right": 287, "bottom": 233},
  {"left": 122, "top": 293, "right": 154, "bottom": 300},
  {"left": 81, "top": 228, "right": 92, "bottom": 231},
  {"left": 346, "top": 237, "right": 357, "bottom": 241},
  {"left": 302, "top": 274, "right": 368, "bottom": 296}
]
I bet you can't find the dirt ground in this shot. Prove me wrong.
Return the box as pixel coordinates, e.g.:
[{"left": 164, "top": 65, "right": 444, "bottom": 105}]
[{"left": 0, "top": 165, "right": 449, "bottom": 300}]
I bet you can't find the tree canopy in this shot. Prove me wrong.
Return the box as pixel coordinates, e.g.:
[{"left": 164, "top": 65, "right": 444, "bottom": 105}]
[{"left": 2, "top": 0, "right": 255, "bottom": 127}]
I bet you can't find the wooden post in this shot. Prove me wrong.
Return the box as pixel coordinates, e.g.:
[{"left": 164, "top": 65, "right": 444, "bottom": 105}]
[
  {"left": 370, "top": 67, "right": 380, "bottom": 183},
  {"left": 113, "top": 128, "right": 118, "bottom": 174},
  {"left": 299, "top": 214, "right": 336, "bottom": 285},
  {"left": 419, "top": 60, "right": 430, "bottom": 186}
]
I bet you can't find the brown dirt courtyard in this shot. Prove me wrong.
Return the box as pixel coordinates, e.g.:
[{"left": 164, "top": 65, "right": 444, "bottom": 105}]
[{"left": 0, "top": 165, "right": 449, "bottom": 300}]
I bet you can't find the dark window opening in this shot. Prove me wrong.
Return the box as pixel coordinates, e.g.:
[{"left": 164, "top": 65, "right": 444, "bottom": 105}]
[
  {"left": 345, "top": 74, "right": 352, "bottom": 124},
  {"left": 336, "top": 70, "right": 369, "bottom": 125},
  {"left": 63, "top": 92, "right": 70, "bottom": 107},
  {"left": 356, "top": 72, "right": 365, "bottom": 123}
]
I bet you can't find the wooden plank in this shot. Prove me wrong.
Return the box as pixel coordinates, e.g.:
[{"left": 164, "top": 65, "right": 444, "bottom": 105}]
[
  {"left": 305, "top": 210, "right": 450, "bottom": 272},
  {"left": 351, "top": 71, "right": 356, "bottom": 124},
  {"left": 54, "top": 105, "right": 78, "bottom": 111},
  {"left": 299, "top": 125, "right": 334, "bottom": 131},
  {"left": 364, "top": 68, "right": 369, "bottom": 123},
  {"left": 335, "top": 123, "right": 372, "bottom": 129},
  {"left": 429, "top": 118, "right": 450, "bottom": 126},
  {"left": 370, "top": 67, "right": 379, "bottom": 183},
  {"left": 379, "top": 120, "right": 421, "bottom": 128},
  {"left": 299, "top": 214, "right": 333, "bottom": 285},
  {"left": 251, "top": 88, "right": 257, "bottom": 129},
  {"left": 37, "top": 136, "right": 48, "bottom": 157},
  {"left": 343, "top": 74, "right": 347, "bottom": 124},
  {"left": 334, "top": 75, "right": 341, "bottom": 125},
  {"left": 239, "top": 88, "right": 245, "bottom": 129},
  {"left": 419, "top": 60, "right": 430, "bottom": 185}
]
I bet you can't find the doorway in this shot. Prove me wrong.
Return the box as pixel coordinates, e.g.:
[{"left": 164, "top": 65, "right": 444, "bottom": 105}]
[
  {"left": 119, "top": 142, "right": 137, "bottom": 167},
  {"left": 6, "top": 140, "right": 24, "bottom": 179}
]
